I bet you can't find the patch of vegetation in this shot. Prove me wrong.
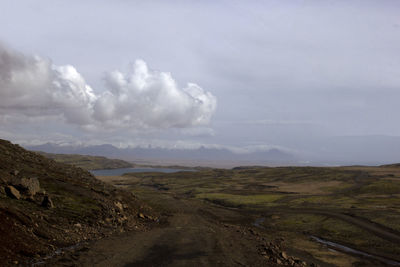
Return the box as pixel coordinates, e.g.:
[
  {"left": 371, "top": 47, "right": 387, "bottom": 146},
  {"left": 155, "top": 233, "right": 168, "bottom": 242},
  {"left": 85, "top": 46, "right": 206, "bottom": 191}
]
[
  {"left": 320, "top": 182, "right": 353, "bottom": 193},
  {"left": 289, "top": 195, "right": 357, "bottom": 208},
  {"left": 360, "top": 180, "right": 400, "bottom": 195},
  {"left": 196, "top": 193, "right": 284, "bottom": 207},
  {"left": 119, "top": 164, "right": 400, "bottom": 263}
]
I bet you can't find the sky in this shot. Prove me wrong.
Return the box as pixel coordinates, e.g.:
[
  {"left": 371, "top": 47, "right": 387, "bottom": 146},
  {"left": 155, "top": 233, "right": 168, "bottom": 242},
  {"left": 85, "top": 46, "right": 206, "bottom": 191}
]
[{"left": 1, "top": 0, "right": 400, "bottom": 164}]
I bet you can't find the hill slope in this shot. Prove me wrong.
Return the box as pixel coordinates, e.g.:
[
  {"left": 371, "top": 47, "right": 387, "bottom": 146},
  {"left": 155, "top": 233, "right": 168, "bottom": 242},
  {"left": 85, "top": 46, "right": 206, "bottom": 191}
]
[
  {"left": 38, "top": 152, "right": 134, "bottom": 170},
  {"left": 0, "top": 139, "right": 155, "bottom": 266},
  {"left": 380, "top": 163, "right": 400, "bottom": 168}
]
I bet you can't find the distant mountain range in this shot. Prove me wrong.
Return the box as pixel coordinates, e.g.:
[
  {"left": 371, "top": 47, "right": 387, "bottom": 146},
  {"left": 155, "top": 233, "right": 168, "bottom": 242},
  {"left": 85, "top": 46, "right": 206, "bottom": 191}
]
[
  {"left": 25, "top": 143, "right": 296, "bottom": 167},
  {"left": 25, "top": 135, "right": 400, "bottom": 167}
]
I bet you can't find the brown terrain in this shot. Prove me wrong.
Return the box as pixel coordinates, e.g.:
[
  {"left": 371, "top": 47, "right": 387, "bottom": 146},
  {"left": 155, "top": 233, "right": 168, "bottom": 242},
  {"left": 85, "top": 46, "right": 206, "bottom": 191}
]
[
  {"left": 0, "top": 139, "right": 312, "bottom": 266},
  {"left": 1, "top": 139, "right": 400, "bottom": 266},
  {"left": 0, "top": 139, "right": 157, "bottom": 266}
]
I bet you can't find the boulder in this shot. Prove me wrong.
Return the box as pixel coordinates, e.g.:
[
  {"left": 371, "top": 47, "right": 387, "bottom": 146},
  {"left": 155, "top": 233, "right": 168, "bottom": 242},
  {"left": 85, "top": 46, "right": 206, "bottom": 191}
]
[
  {"left": 41, "top": 195, "right": 54, "bottom": 208},
  {"left": 5, "top": 185, "right": 21, "bottom": 199},
  {"left": 11, "top": 177, "right": 41, "bottom": 196}
]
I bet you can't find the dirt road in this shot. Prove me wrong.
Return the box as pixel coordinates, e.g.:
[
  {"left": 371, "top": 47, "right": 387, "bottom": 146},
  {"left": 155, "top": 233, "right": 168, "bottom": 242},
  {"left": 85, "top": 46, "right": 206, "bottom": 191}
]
[
  {"left": 49, "top": 197, "right": 275, "bottom": 267},
  {"left": 66, "top": 215, "right": 264, "bottom": 266}
]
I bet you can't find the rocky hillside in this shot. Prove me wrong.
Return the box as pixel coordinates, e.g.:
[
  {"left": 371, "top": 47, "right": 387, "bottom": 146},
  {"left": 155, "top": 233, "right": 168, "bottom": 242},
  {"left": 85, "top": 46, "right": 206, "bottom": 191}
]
[{"left": 0, "top": 139, "right": 156, "bottom": 266}]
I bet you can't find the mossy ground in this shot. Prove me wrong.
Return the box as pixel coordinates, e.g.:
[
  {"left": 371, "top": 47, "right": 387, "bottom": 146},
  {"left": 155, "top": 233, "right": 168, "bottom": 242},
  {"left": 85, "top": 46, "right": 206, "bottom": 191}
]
[{"left": 118, "top": 165, "right": 400, "bottom": 265}]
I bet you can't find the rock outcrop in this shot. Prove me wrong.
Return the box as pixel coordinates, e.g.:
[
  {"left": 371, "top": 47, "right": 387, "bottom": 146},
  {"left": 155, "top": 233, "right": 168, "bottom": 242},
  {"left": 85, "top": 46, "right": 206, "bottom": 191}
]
[
  {"left": 11, "top": 177, "right": 41, "bottom": 196},
  {"left": 5, "top": 185, "right": 20, "bottom": 199},
  {"left": 41, "top": 195, "right": 53, "bottom": 208}
]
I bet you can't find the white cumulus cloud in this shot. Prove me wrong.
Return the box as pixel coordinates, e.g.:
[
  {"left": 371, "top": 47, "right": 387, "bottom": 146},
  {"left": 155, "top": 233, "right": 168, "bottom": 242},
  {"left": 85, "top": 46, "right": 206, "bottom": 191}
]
[
  {"left": 0, "top": 44, "right": 216, "bottom": 131},
  {"left": 94, "top": 60, "right": 216, "bottom": 129}
]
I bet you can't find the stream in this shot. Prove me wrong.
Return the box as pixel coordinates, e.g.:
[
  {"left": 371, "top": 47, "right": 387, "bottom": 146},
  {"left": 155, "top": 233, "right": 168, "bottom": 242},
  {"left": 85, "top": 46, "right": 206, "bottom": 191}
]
[
  {"left": 310, "top": 236, "right": 400, "bottom": 266},
  {"left": 252, "top": 217, "right": 400, "bottom": 266}
]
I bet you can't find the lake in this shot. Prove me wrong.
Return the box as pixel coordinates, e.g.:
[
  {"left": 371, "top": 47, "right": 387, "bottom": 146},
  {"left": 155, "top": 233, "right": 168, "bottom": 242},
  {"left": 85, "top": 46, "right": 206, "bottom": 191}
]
[{"left": 90, "top": 167, "right": 193, "bottom": 176}]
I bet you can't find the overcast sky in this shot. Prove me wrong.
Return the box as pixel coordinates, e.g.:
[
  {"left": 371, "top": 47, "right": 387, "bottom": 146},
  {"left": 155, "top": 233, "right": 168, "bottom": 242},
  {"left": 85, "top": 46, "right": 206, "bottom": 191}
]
[{"left": 1, "top": 0, "right": 400, "bottom": 162}]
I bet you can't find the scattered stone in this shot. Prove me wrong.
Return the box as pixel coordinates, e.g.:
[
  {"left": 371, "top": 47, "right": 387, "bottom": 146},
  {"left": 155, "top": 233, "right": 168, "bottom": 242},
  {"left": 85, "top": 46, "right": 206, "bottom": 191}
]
[
  {"left": 146, "top": 215, "right": 154, "bottom": 220},
  {"left": 281, "top": 251, "right": 288, "bottom": 259},
  {"left": 74, "top": 223, "right": 82, "bottom": 228},
  {"left": 117, "top": 215, "right": 128, "bottom": 224},
  {"left": 41, "top": 195, "right": 54, "bottom": 208},
  {"left": 5, "top": 185, "right": 21, "bottom": 199},
  {"left": 115, "top": 201, "right": 123, "bottom": 212},
  {"left": 138, "top": 213, "right": 145, "bottom": 219},
  {"left": 294, "top": 259, "right": 307, "bottom": 266},
  {"left": 11, "top": 170, "right": 20, "bottom": 176}
]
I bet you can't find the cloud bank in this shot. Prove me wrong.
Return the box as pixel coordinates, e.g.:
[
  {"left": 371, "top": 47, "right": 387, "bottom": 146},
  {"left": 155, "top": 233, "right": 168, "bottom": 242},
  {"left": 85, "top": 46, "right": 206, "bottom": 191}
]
[
  {"left": 0, "top": 44, "right": 96, "bottom": 125},
  {"left": 0, "top": 44, "right": 216, "bottom": 131}
]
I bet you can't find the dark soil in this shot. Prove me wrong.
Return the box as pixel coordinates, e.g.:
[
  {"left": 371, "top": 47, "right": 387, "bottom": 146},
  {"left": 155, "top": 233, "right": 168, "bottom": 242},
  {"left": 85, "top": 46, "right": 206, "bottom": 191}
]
[{"left": 47, "top": 195, "right": 313, "bottom": 267}]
